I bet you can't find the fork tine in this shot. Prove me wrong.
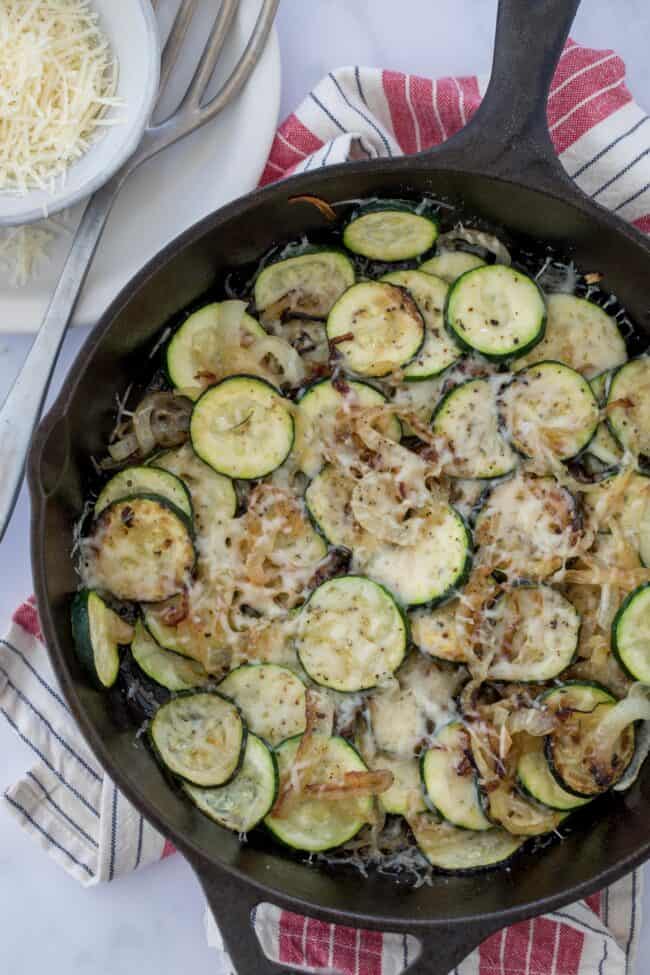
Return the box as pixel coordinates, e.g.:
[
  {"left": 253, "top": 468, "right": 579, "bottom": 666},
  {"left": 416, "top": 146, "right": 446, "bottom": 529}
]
[
  {"left": 158, "top": 0, "right": 200, "bottom": 96},
  {"left": 197, "top": 0, "right": 279, "bottom": 119},
  {"left": 182, "top": 0, "right": 240, "bottom": 108}
]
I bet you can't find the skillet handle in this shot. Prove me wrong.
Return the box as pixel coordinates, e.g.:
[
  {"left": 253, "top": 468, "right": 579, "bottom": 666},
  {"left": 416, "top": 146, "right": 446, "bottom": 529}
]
[
  {"left": 195, "top": 864, "right": 502, "bottom": 974},
  {"left": 424, "top": 0, "right": 581, "bottom": 193}
]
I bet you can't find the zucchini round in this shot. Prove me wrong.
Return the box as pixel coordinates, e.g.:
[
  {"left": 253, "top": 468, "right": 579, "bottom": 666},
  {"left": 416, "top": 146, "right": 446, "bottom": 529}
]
[
  {"left": 374, "top": 755, "right": 427, "bottom": 816},
  {"left": 218, "top": 664, "right": 307, "bottom": 746},
  {"left": 190, "top": 375, "right": 294, "bottom": 480},
  {"left": 587, "top": 372, "right": 623, "bottom": 467},
  {"left": 326, "top": 281, "right": 425, "bottom": 377},
  {"left": 498, "top": 361, "right": 600, "bottom": 462},
  {"left": 420, "top": 251, "right": 485, "bottom": 284},
  {"left": 410, "top": 602, "right": 469, "bottom": 665},
  {"left": 131, "top": 619, "right": 207, "bottom": 691},
  {"left": 381, "top": 270, "right": 461, "bottom": 379},
  {"left": 517, "top": 735, "right": 590, "bottom": 812},
  {"left": 432, "top": 377, "right": 518, "bottom": 479},
  {"left": 296, "top": 576, "right": 408, "bottom": 692},
  {"left": 445, "top": 265, "right": 546, "bottom": 360},
  {"left": 343, "top": 208, "right": 438, "bottom": 261},
  {"left": 484, "top": 584, "right": 580, "bottom": 682},
  {"left": 166, "top": 301, "right": 266, "bottom": 398},
  {"left": 474, "top": 473, "right": 579, "bottom": 580},
  {"left": 363, "top": 503, "right": 472, "bottom": 607},
  {"left": 71, "top": 589, "right": 132, "bottom": 689},
  {"left": 543, "top": 682, "right": 635, "bottom": 798},
  {"left": 153, "top": 443, "right": 237, "bottom": 532},
  {"left": 95, "top": 465, "right": 193, "bottom": 521},
  {"left": 295, "top": 377, "right": 401, "bottom": 477},
  {"left": 264, "top": 734, "right": 373, "bottom": 852},
  {"left": 483, "top": 778, "right": 566, "bottom": 836},
  {"left": 612, "top": 583, "right": 650, "bottom": 682},
  {"left": 88, "top": 496, "right": 195, "bottom": 603},
  {"left": 618, "top": 473, "right": 650, "bottom": 567},
  {"left": 305, "top": 465, "right": 358, "bottom": 549},
  {"left": 514, "top": 294, "right": 627, "bottom": 379},
  {"left": 254, "top": 250, "right": 355, "bottom": 321},
  {"left": 184, "top": 734, "right": 278, "bottom": 833},
  {"left": 607, "top": 357, "right": 650, "bottom": 466},
  {"left": 411, "top": 816, "right": 524, "bottom": 873},
  {"left": 421, "top": 722, "right": 491, "bottom": 830},
  {"left": 149, "top": 691, "right": 245, "bottom": 787}
]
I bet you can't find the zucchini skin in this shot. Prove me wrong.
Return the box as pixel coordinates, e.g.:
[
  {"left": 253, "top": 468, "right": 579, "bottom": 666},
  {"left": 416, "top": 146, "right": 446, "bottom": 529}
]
[
  {"left": 541, "top": 681, "right": 622, "bottom": 799},
  {"left": 444, "top": 268, "right": 547, "bottom": 362},
  {"left": 148, "top": 690, "right": 247, "bottom": 788},
  {"left": 70, "top": 589, "right": 123, "bottom": 690},
  {"left": 611, "top": 582, "right": 650, "bottom": 681}
]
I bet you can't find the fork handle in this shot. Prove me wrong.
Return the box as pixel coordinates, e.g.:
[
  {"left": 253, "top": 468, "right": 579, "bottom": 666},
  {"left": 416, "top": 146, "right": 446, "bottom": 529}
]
[{"left": 0, "top": 178, "right": 120, "bottom": 542}]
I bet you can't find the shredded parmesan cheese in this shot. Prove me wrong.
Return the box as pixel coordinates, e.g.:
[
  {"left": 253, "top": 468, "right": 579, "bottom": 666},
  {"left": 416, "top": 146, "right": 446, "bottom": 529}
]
[{"left": 0, "top": 0, "right": 120, "bottom": 195}]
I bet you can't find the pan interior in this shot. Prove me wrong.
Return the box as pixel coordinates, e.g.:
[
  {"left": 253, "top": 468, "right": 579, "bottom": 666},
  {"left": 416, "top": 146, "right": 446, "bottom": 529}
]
[{"left": 32, "top": 161, "right": 650, "bottom": 925}]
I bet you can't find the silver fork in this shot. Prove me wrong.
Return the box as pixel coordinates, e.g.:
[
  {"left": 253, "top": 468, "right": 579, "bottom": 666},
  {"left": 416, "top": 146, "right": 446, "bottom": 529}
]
[{"left": 0, "top": 0, "right": 279, "bottom": 541}]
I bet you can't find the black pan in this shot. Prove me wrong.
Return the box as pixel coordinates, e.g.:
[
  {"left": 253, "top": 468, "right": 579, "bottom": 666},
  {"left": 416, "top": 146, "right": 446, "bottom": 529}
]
[{"left": 28, "top": 1, "right": 650, "bottom": 972}]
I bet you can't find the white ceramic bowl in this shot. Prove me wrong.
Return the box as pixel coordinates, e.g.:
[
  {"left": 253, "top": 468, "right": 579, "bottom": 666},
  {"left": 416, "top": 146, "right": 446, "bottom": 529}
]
[{"left": 0, "top": 0, "right": 160, "bottom": 227}]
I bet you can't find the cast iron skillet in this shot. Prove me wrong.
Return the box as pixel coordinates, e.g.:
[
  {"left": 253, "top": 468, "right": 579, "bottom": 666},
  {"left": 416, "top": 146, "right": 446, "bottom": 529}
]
[{"left": 28, "top": 1, "right": 650, "bottom": 972}]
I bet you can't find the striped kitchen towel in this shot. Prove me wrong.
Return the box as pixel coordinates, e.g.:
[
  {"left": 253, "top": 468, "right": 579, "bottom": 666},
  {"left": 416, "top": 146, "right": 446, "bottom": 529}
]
[{"left": 2, "top": 37, "right": 650, "bottom": 974}]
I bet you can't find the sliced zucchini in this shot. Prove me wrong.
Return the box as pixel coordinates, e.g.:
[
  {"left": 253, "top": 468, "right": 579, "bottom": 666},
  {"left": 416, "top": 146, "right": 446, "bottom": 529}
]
[
  {"left": 517, "top": 735, "right": 590, "bottom": 812},
  {"left": 411, "top": 816, "right": 524, "bottom": 873},
  {"left": 474, "top": 474, "right": 579, "bottom": 580},
  {"left": 190, "top": 375, "right": 294, "bottom": 480},
  {"left": 95, "top": 466, "right": 193, "bottom": 520},
  {"left": 374, "top": 755, "right": 426, "bottom": 816},
  {"left": 131, "top": 619, "right": 207, "bottom": 691},
  {"left": 420, "top": 251, "right": 485, "bottom": 284},
  {"left": 446, "top": 265, "right": 546, "bottom": 360},
  {"left": 166, "top": 301, "right": 265, "bottom": 398},
  {"left": 514, "top": 294, "right": 627, "bottom": 379},
  {"left": 421, "top": 722, "right": 491, "bottom": 830},
  {"left": 498, "top": 361, "right": 599, "bottom": 462},
  {"left": 143, "top": 591, "right": 228, "bottom": 666},
  {"left": 149, "top": 691, "right": 245, "bottom": 787},
  {"left": 71, "top": 589, "right": 132, "bottom": 689},
  {"left": 587, "top": 372, "right": 623, "bottom": 467},
  {"left": 484, "top": 585, "right": 580, "bottom": 682},
  {"left": 410, "top": 602, "right": 469, "bottom": 664},
  {"left": 153, "top": 443, "right": 237, "bottom": 532},
  {"left": 88, "top": 496, "right": 195, "bottom": 603},
  {"left": 612, "top": 583, "right": 650, "bottom": 683},
  {"left": 264, "top": 734, "right": 373, "bottom": 851},
  {"left": 392, "top": 374, "right": 446, "bottom": 430},
  {"left": 184, "top": 734, "right": 278, "bottom": 832},
  {"left": 295, "top": 378, "right": 401, "bottom": 477},
  {"left": 484, "top": 778, "right": 566, "bottom": 836},
  {"left": 296, "top": 576, "right": 407, "bottom": 692},
  {"left": 543, "top": 682, "right": 635, "bottom": 797},
  {"left": 432, "top": 378, "right": 518, "bottom": 479},
  {"left": 619, "top": 474, "right": 650, "bottom": 567},
  {"left": 381, "top": 270, "right": 461, "bottom": 379},
  {"left": 607, "top": 357, "right": 650, "bottom": 466},
  {"left": 343, "top": 207, "right": 438, "bottom": 261},
  {"left": 254, "top": 250, "right": 355, "bottom": 321},
  {"left": 305, "top": 465, "right": 358, "bottom": 549},
  {"left": 326, "top": 282, "right": 425, "bottom": 378},
  {"left": 218, "top": 664, "right": 307, "bottom": 746},
  {"left": 368, "top": 684, "right": 426, "bottom": 758},
  {"left": 363, "top": 503, "right": 472, "bottom": 607}
]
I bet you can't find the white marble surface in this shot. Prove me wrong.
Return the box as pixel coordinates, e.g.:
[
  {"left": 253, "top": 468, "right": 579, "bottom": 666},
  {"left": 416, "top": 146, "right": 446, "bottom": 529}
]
[{"left": 2, "top": 1, "right": 650, "bottom": 972}]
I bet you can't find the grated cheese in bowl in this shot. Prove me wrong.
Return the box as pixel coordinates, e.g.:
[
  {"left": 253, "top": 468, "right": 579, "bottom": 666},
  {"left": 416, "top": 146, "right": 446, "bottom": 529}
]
[{"left": 0, "top": 0, "right": 121, "bottom": 196}]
